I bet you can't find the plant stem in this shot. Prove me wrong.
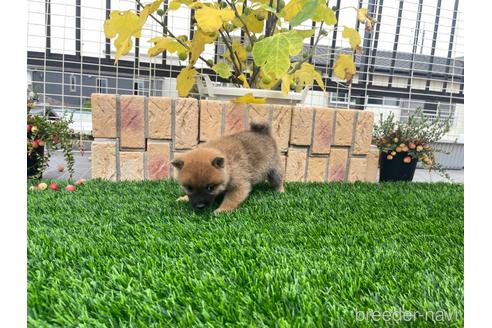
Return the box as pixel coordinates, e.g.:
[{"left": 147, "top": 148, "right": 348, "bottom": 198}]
[
  {"left": 224, "top": 0, "right": 255, "bottom": 46},
  {"left": 219, "top": 30, "right": 242, "bottom": 77},
  {"left": 135, "top": 0, "right": 213, "bottom": 68}
]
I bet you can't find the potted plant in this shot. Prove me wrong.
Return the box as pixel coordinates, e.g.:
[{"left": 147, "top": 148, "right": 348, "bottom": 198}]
[
  {"left": 372, "top": 108, "right": 451, "bottom": 182},
  {"left": 104, "top": 0, "right": 377, "bottom": 102},
  {"left": 27, "top": 94, "right": 75, "bottom": 179}
]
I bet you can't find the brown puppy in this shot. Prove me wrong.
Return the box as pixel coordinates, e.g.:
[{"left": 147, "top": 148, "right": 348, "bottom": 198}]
[{"left": 172, "top": 123, "right": 284, "bottom": 213}]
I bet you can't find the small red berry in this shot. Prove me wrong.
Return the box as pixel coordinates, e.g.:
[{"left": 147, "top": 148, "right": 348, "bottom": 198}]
[
  {"left": 38, "top": 140, "right": 45, "bottom": 147},
  {"left": 387, "top": 155, "right": 393, "bottom": 160},
  {"left": 27, "top": 124, "right": 32, "bottom": 132},
  {"left": 75, "top": 179, "right": 86, "bottom": 185},
  {"left": 31, "top": 140, "right": 39, "bottom": 149},
  {"left": 49, "top": 183, "right": 58, "bottom": 191},
  {"left": 65, "top": 185, "right": 76, "bottom": 192},
  {"left": 403, "top": 156, "right": 412, "bottom": 164},
  {"left": 395, "top": 147, "right": 402, "bottom": 153},
  {"left": 409, "top": 143, "right": 416, "bottom": 149}
]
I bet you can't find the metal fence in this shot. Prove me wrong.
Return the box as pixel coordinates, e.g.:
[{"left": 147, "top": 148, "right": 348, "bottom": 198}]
[{"left": 27, "top": 0, "right": 464, "bottom": 167}]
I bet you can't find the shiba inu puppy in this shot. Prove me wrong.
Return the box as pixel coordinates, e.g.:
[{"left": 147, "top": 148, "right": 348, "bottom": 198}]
[{"left": 172, "top": 123, "right": 284, "bottom": 213}]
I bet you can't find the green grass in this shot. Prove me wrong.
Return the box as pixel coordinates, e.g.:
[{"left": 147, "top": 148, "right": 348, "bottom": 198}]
[{"left": 28, "top": 180, "right": 463, "bottom": 327}]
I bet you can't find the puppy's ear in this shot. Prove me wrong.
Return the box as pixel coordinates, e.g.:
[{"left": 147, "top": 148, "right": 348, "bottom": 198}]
[
  {"left": 171, "top": 158, "right": 184, "bottom": 170},
  {"left": 211, "top": 157, "right": 225, "bottom": 169}
]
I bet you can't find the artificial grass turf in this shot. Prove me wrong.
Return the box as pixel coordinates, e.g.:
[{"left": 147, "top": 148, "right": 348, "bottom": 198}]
[{"left": 27, "top": 180, "right": 463, "bottom": 327}]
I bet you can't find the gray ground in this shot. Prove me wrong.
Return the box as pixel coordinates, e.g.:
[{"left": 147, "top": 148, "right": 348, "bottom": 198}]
[{"left": 42, "top": 150, "right": 464, "bottom": 183}]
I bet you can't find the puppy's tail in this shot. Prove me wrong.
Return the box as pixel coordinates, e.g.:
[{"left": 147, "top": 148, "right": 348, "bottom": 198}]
[{"left": 250, "top": 122, "right": 271, "bottom": 135}]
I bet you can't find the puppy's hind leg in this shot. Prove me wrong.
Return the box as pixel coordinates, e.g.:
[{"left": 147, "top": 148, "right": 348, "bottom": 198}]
[
  {"left": 267, "top": 162, "right": 285, "bottom": 193},
  {"left": 214, "top": 183, "right": 251, "bottom": 214}
]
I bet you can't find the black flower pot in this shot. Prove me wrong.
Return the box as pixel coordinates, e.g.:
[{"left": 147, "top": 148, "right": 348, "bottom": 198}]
[
  {"left": 27, "top": 145, "right": 44, "bottom": 178},
  {"left": 379, "top": 151, "right": 418, "bottom": 182}
]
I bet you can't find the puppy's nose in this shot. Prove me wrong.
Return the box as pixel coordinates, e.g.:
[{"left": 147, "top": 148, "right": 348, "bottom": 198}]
[{"left": 194, "top": 203, "right": 207, "bottom": 210}]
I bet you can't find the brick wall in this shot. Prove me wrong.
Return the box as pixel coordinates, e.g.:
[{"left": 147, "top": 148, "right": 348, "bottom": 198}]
[{"left": 91, "top": 94, "right": 379, "bottom": 182}]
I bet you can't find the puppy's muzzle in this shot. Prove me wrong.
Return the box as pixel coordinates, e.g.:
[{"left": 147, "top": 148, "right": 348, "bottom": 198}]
[{"left": 193, "top": 202, "right": 209, "bottom": 210}]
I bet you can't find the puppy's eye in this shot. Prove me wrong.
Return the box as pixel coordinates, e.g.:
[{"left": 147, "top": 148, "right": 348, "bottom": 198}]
[{"left": 206, "top": 184, "right": 216, "bottom": 192}]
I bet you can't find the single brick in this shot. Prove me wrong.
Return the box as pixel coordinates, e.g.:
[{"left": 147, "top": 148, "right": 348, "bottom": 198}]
[
  {"left": 120, "top": 95, "right": 145, "bottom": 149},
  {"left": 311, "top": 108, "right": 335, "bottom": 154},
  {"left": 328, "top": 148, "right": 349, "bottom": 181},
  {"left": 200, "top": 100, "right": 223, "bottom": 142},
  {"left": 353, "top": 111, "right": 374, "bottom": 154},
  {"left": 307, "top": 157, "right": 328, "bottom": 182},
  {"left": 148, "top": 96, "right": 172, "bottom": 139},
  {"left": 365, "top": 145, "right": 380, "bottom": 182},
  {"left": 248, "top": 103, "right": 270, "bottom": 124},
  {"left": 91, "top": 94, "right": 116, "bottom": 138},
  {"left": 333, "top": 109, "right": 356, "bottom": 146},
  {"left": 347, "top": 157, "right": 368, "bottom": 182},
  {"left": 290, "top": 106, "right": 314, "bottom": 146},
  {"left": 285, "top": 148, "right": 307, "bottom": 182},
  {"left": 91, "top": 140, "right": 117, "bottom": 180},
  {"left": 224, "top": 103, "right": 248, "bottom": 135},
  {"left": 271, "top": 105, "right": 293, "bottom": 152},
  {"left": 147, "top": 142, "right": 171, "bottom": 180},
  {"left": 175, "top": 98, "right": 199, "bottom": 149},
  {"left": 120, "top": 151, "right": 144, "bottom": 181}
]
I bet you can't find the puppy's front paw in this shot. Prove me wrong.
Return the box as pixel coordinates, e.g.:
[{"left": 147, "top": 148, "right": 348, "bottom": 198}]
[
  {"left": 176, "top": 195, "right": 189, "bottom": 202},
  {"left": 213, "top": 207, "right": 232, "bottom": 214}
]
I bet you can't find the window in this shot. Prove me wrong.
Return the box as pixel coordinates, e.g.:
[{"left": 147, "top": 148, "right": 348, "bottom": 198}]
[
  {"left": 368, "top": 96, "right": 383, "bottom": 105},
  {"left": 329, "top": 92, "right": 356, "bottom": 105},
  {"left": 423, "top": 101, "right": 438, "bottom": 116},
  {"left": 383, "top": 98, "right": 399, "bottom": 107},
  {"left": 134, "top": 79, "right": 145, "bottom": 95},
  {"left": 96, "top": 78, "right": 108, "bottom": 94},
  {"left": 367, "top": 97, "right": 399, "bottom": 107},
  {"left": 69, "top": 74, "right": 76, "bottom": 92}
]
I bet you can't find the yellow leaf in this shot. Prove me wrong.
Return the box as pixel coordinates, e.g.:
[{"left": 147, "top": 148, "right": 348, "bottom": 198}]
[
  {"left": 147, "top": 37, "right": 187, "bottom": 57},
  {"left": 190, "top": 28, "right": 217, "bottom": 64},
  {"left": 195, "top": 6, "right": 235, "bottom": 33},
  {"left": 139, "top": 0, "right": 164, "bottom": 25},
  {"left": 238, "top": 74, "right": 250, "bottom": 88},
  {"left": 333, "top": 54, "right": 356, "bottom": 83},
  {"left": 357, "top": 8, "right": 377, "bottom": 32},
  {"left": 176, "top": 66, "right": 198, "bottom": 97},
  {"left": 357, "top": 8, "right": 369, "bottom": 22},
  {"left": 281, "top": 0, "right": 307, "bottom": 21},
  {"left": 168, "top": 1, "right": 181, "bottom": 11},
  {"left": 104, "top": 11, "right": 140, "bottom": 61},
  {"left": 312, "top": 2, "right": 337, "bottom": 25},
  {"left": 232, "top": 93, "right": 266, "bottom": 104},
  {"left": 104, "top": 0, "right": 163, "bottom": 62},
  {"left": 281, "top": 74, "right": 291, "bottom": 96},
  {"left": 342, "top": 26, "right": 361, "bottom": 51},
  {"left": 244, "top": 13, "right": 265, "bottom": 33},
  {"left": 293, "top": 62, "right": 324, "bottom": 91}
]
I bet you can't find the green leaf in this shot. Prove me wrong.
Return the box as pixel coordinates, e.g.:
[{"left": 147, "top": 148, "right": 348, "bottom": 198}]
[
  {"left": 289, "top": 0, "right": 318, "bottom": 26},
  {"left": 252, "top": 30, "right": 313, "bottom": 76},
  {"left": 212, "top": 62, "right": 232, "bottom": 79}
]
